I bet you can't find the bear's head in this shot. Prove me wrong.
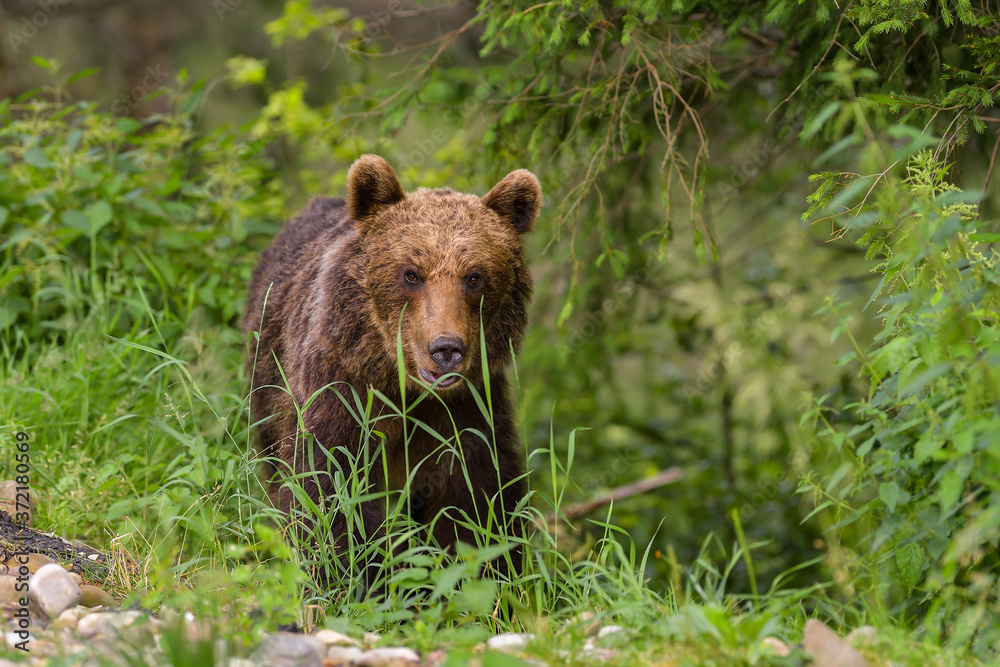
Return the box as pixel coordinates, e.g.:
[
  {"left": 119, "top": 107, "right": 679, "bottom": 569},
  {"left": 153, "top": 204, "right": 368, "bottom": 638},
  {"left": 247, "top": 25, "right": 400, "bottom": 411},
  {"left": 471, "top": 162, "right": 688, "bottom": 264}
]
[{"left": 347, "top": 154, "right": 540, "bottom": 393}]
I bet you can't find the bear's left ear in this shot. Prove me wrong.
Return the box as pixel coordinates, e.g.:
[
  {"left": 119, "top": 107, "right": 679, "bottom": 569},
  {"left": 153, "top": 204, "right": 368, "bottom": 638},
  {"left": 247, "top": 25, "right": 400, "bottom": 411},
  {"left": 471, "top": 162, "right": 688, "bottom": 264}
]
[
  {"left": 482, "top": 169, "right": 542, "bottom": 234},
  {"left": 347, "top": 154, "right": 406, "bottom": 223}
]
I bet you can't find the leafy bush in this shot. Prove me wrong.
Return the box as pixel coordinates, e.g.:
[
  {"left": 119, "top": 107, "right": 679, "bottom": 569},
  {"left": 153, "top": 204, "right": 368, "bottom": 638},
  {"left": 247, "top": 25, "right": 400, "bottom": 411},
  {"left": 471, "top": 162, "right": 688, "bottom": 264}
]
[
  {"left": 0, "top": 62, "right": 284, "bottom": 349},
  {"left": 0, "top": 66, "right": 300, "bottom": 628},
  {"left": 806, "top": 143, "right": 1000, "bottom": 651}
]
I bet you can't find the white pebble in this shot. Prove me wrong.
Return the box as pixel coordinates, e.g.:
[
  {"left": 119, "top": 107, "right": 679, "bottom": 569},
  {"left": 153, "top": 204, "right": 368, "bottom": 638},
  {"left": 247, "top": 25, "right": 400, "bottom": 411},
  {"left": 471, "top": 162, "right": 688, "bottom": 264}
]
[
  {"left": 28, "top": 563, "right": 82, "bottom": 618},
  {"left": 77, "top": 610, "right": 145, "bottom": 637},
  {"left": 315, "top": 629, "right": 358, "bottom": 646},
  {"left": 225, "top": 659, "right": 259, "bottom": 667},
  {"left": 55, "top": 606, "right": 90, "bottom": 630},
  {"left": 327, "top": 646, "right": 364, "bottom": 664},
  {"left": 597, "top": 625, "right": 624, "bottom": 638},
  {"left": 356, "top": 647, "right": 420, "bottom": 665},
  {"left": 487, "top": 632, "right": 535, "bottom": 651}
]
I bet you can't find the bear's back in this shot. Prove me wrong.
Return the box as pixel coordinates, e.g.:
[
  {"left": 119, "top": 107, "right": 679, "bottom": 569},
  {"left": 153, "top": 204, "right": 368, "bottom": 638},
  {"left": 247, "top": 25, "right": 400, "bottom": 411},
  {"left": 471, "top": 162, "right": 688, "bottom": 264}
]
[{"left": 244, "top": 196, "right": 356, "bottom": 340}]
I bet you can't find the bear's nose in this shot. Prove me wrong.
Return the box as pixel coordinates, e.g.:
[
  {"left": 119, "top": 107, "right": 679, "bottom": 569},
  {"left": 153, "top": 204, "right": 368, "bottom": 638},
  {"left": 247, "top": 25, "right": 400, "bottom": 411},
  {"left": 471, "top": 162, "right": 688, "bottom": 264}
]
[{"left": 429, "top": 335, "right": 466, "bottom": 370}]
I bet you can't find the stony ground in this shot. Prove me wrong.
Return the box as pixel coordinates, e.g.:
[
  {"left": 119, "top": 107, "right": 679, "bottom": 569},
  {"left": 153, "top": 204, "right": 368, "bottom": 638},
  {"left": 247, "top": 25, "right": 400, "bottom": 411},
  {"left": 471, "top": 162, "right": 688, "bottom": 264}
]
[
  {"left": 0, "top": 568, "right": 877, "bottom": 667},
  {"left": 0, "top": 479, "right": 878, "bottom": 666},
  {"left": 0, "top": 593, "right": 876, "bottom": 667}
]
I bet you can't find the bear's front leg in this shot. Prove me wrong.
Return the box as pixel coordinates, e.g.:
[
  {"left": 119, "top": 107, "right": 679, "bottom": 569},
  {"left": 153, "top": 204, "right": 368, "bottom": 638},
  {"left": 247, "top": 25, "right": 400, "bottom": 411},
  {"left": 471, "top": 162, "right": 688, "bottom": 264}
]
[
  {"left": 280, "top": 388, "right": 390, "bottom": 596},
  {"left": 413, "top": 394, "right": 527, "bottom": 581}
]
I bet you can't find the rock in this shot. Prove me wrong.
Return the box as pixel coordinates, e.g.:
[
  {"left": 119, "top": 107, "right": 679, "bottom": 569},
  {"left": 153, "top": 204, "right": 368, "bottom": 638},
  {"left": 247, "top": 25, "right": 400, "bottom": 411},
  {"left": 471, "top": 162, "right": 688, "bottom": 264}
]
[
  {"left": 78, "top": 585, "right": 116, "bottom": 609},
  {"left": 54, "top": 606, "right": 90, "bottom": 630},
  {"left": 581, "top": 644, "right": 618, "bottom": 661},
  {"left": 803, "top": 619, "right": 868, "bottom": 667},
  {"left": 597, "top": 625, "right": 624, "bottom": 639},
  {"left": 0, "top": 480, "right": 36, "bottom": 526},
  {"left": 363, "top": 631, "right": 381, "bottom": 646},
  {"left": 326, "top": 646, "right": 364, "bottom": 665},
  {"left": 0, "top": 575, "right": 27, "bottom": 606},
  {"left": 570, "top": 611, "right": 602, "bottom": 637},
  {"left": 487, "top": 632, "right": 535, "bottom": 651},
  {"left": 256, "top": 632, "right": 323, "bottom": 667},
  {"left": 299, "top": 633, "right": 328, "bottom": 658},
  {"left": 847, "top": 625, "right": 878, "bottom": 646},
  {"left": 226, "top": 660, "right": 259, "bottom": 667},
  {"left": 314, "top": 629, "right": 358, "bottom": 646},
  {"left": 5, "top": 552, "right": 54, "bottom": 574},
  {"left": 762, "top": 637, "right": 791, "bottom": 657},
  {"left": 77, "top": 610, "right": 145, "bottom": 637},
  {"left": 183, "top": 616, "right": 214, "bottom": 644},
  {"left": 355, "top": 647, "right": 420, "bottom": 666},
  {"left": 28, "top": 563, "right": 82, "bottom": 618},
  {"left": 423, "top": 649, "right": 448, "bottom": 666}
]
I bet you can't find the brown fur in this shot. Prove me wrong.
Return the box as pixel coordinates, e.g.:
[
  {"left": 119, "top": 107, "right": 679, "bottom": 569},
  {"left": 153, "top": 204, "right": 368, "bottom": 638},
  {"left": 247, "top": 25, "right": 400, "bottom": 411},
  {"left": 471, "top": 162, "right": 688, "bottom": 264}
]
[{"left": 243, "top": 155, "right": 540, "bottom": 588}]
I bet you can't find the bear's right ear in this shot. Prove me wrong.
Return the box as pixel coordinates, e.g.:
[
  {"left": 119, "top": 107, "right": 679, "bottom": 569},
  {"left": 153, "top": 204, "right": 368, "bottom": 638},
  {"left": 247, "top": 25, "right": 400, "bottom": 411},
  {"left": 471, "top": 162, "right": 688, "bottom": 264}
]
[{"left": 347, "top": 155, "right": 406, "bottom": 222}]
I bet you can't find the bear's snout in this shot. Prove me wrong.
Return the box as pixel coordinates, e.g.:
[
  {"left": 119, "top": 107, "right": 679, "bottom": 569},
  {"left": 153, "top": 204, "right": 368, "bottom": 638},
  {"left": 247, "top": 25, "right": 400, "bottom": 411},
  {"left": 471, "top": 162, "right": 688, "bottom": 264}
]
[{"left": 429, "top": 335, "right": 466, "bottom": 371}]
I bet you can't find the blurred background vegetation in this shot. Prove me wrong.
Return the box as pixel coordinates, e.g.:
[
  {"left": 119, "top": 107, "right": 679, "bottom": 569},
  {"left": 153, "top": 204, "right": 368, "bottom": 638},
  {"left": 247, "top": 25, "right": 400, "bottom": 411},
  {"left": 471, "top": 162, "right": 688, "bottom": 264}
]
[{"left": 2, "top": 0, "right": 1000, "bottom": 656}]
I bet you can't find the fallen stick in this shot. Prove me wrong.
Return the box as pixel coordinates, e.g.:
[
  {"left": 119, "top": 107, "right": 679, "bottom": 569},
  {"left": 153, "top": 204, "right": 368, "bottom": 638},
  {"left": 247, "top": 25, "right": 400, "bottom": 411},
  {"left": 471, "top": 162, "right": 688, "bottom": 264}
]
[{"left": 544, "top": 466, "right": 684, "bottom": 525}]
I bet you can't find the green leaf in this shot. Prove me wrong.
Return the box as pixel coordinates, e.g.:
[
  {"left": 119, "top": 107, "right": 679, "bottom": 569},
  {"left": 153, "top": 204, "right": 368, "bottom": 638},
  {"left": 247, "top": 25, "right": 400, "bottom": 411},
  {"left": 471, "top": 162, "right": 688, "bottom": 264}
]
[
  {"left": 914, "top": 433, "right": 943, "bottom": 463},
  {"left": 61, "top": 209, "right": 90, "bottom": 234},
  {"left": 23, "top": 147, "right": 52, "bottom": 168},
  {"left": 826, "top": 462, "right": 853, "bottom": 492},
  {"left": 895, "top": 542, "right": 925, "bottom": 592},
  {"left": 66, "top": 68, "right": 101, "bottom": 85},
  {"left": 879, "top": 481, "right": 902, "bottom": 512},
  {"left": 133, "top": 197, "right": 166, "bottom": 219},
  {"left": 557, "top": 300, "right": 574, "bottom": 326},
  {"left": 84, "top": 201, "right": 113, "bottom": 236},
  {"left": 106, "top": 495, "right": 159, "bottom": 521},
  {"left": 802, "top": 101, "right": 841, "bottom": 140},
  {"left": 0, "top": 266, "right": 24, "bottom": 293},
  {"left": 899, "top": 361, "right": 951, "bottom": 398},
  {"left": 937, "top": 466, "right": 970, "bottom": 515},
  {"left": 834, "top": 350, "right": 858, "bottom": 366}
]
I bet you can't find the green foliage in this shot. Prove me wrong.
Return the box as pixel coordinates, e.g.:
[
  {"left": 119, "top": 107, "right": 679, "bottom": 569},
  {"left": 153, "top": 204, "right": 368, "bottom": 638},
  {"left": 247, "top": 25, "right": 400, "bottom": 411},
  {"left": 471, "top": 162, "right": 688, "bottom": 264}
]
[
  {"left": 806, "top": 142, "right": 1000, "bottom": 650},
  {"left": 846, "top": 1, "right": 999, "bottom": 142},
  {"left": 0, "top": 64, "right": 283, "bottom": 346}
]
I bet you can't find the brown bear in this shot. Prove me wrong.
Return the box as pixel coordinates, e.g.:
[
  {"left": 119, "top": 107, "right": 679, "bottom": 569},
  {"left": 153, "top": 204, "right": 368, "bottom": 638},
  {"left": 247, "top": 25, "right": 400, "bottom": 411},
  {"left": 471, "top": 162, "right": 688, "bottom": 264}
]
[{"left": 243, "top": 155, "right": 540, "bottom": 590}]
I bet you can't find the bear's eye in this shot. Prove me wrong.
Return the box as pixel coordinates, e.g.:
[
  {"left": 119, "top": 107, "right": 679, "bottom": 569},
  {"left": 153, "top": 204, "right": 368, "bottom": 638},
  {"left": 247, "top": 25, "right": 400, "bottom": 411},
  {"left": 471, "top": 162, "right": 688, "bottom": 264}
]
[
  {"left": 466, "top": 273, "right": 482, "bottom": 288},
  {"left": 404, "top": 270, "right": 420, "bottom": 284}
]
